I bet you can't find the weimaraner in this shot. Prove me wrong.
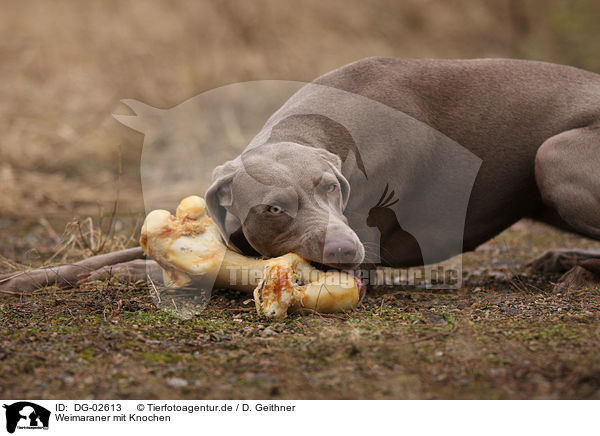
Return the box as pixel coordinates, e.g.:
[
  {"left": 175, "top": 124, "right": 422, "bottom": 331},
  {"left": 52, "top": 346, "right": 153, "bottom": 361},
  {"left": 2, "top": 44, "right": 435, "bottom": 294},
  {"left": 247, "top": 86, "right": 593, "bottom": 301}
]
[
  {"left": 81, "top": 57, "right": 600, "bottom": 290},
  {"left": 203, "top": 57, "right": 600, "bottom": 288}
]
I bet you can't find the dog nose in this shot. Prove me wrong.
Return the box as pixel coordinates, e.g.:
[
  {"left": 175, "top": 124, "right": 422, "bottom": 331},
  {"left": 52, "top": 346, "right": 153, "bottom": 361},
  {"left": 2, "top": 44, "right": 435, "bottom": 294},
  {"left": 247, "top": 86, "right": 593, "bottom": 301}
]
[{"left": 323, "top": 239, "right": 358, "bottom": 265}]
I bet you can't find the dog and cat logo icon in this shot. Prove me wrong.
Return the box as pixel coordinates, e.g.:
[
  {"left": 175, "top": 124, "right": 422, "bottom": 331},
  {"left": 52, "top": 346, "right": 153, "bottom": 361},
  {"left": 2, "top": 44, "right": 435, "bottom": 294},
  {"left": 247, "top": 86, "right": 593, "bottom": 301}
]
[{"left": 3, "top": 402, "right": 50, "bottom": 434}]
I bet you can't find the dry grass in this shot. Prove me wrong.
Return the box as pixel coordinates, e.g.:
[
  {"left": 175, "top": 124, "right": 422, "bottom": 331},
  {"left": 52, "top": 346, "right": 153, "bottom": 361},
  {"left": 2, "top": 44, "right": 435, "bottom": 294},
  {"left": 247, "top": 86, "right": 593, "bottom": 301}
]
[{"left": 1, "top": 221, "right": 599, "bottom": 399}]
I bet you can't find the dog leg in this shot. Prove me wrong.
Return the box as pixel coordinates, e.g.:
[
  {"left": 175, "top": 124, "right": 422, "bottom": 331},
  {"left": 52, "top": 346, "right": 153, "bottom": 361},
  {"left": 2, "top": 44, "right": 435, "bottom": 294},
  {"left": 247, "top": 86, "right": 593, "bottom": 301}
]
[
  {"left": 531, "top": 124, "right": 600, "bottom": 289},
  {"left": 527, "top": 248, "right": 600, "bottom": 273}
]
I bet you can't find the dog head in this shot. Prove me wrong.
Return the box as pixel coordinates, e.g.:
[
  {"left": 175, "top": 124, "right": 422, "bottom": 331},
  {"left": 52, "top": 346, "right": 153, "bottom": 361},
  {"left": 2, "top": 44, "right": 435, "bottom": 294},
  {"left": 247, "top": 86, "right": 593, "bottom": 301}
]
[{"left": 206, "top": 142, "right": 364, "bottom": 269}]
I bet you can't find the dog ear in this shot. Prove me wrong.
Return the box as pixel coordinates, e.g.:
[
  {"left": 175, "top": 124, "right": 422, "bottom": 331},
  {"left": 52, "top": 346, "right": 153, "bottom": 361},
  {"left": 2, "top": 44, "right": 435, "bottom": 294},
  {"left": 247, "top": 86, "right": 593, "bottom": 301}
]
[
  {"left": 315, "top": 149, "right": 351, "bottom": 209},
  {"left": 330, "top": 162, "right": 351, "bottom": 209},
  {"left": 205, "top": 159, "right": 240, "bottom": 245},
  {"left": 314, "top": 147, "right": 342, "bottom": 169}
]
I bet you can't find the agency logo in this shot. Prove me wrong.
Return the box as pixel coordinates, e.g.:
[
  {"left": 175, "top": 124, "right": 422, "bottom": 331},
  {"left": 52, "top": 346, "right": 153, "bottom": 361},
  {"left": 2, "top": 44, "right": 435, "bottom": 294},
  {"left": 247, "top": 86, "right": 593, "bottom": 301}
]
[
  {"left": 3, "top": 402, "right": 50, "bottom": 434},
  {"left": 114, "top": 80, "right": 480, "bottom": 316}
]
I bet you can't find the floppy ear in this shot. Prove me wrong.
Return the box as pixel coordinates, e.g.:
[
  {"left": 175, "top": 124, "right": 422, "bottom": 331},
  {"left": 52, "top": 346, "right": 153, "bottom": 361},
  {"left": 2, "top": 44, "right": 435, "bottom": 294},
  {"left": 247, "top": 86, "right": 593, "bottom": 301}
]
[
  {"left": 315, "top": 149, "right": 351, "bottom": 209},
  {"left": 205, "top": 159, "right": 240, "bottom": 245}
]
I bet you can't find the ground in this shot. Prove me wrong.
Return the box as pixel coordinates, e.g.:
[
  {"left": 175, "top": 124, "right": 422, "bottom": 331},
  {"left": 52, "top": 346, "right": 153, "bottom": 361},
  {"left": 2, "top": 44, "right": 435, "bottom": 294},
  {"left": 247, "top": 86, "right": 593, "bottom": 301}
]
[{"left": 1, "top": 219, "right": 599, "bottom": 400}]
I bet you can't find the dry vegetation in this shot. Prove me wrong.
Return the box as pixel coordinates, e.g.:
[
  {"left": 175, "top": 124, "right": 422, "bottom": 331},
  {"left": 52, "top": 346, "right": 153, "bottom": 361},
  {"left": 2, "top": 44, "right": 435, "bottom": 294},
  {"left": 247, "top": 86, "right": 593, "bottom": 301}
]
[
  {"left": 1, "top": 220, "right": 599, "bottom": 399},
  {"left": 1, "top": 0, "right": 600, "bottom": 399}
]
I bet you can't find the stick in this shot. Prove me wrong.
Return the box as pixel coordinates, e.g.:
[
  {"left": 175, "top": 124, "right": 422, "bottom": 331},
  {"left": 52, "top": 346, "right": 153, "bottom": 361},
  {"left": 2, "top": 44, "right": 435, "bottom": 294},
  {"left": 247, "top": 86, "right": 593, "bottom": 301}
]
[{"left": 0, "top": 247, "right": 144, "bottom": 294}]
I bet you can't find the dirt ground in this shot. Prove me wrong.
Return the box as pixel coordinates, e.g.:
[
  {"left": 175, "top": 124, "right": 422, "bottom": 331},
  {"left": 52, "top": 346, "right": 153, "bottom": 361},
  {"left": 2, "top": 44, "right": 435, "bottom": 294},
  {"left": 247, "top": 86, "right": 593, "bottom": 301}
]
[
  {"left": 2, "top": 1, "right": 600, "bottom": 400},
  {"left": 1, "top": 219, "right": 599, "bottom": 400}
]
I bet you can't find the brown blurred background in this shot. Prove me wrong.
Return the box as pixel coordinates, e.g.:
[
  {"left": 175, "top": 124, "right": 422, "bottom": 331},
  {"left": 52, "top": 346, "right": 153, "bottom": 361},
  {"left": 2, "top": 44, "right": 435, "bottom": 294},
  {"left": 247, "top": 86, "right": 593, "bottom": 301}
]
[{"left": 2, "top": 0, "right": 600, "bottom": 263}]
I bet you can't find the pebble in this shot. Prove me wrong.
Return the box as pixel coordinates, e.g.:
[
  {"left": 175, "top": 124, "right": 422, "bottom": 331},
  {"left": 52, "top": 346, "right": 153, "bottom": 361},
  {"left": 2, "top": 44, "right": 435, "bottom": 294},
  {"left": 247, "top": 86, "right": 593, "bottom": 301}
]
[
  {"left": 166, "top": 377, "right": 188, "bottom": 388},
  {"left": 260, "top": 327, "right": 276, "bottom": 337}
]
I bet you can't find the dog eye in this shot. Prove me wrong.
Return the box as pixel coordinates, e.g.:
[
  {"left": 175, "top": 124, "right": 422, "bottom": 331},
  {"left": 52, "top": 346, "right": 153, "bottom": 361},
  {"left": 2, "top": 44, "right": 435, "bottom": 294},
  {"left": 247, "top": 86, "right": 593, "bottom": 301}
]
[
  {"left": 267, "top": 205, "right": 285, "bottom": 214},
  {"left": 327, "top": 184, "right": 337, "bottom": 193}
]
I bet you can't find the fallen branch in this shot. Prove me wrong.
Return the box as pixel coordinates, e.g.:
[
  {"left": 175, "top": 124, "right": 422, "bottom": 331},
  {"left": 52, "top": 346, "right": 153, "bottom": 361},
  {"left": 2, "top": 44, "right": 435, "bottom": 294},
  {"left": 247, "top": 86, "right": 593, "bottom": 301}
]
[{"left": 0, "top": 247, "right": 144, "bottom": 294}]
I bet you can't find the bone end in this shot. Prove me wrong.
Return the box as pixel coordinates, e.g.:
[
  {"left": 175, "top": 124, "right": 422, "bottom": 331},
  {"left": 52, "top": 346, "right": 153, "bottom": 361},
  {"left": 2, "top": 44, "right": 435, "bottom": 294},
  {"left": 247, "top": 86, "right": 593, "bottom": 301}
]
[
  {"left": 296, "top": 272, "right": 360, "bottom": 313},
  {"left": 140, "top": 209, "right": 174, "bottom": 254},
  {"left": 176, "top": 195, "right": 206, "bottom": 221}
]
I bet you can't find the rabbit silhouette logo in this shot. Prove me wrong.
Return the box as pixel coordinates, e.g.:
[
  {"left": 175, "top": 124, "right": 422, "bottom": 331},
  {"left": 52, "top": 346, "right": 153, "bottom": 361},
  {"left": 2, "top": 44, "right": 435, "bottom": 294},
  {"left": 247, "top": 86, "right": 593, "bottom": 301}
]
[{"left": 3, "top": 402, "right": 50, "bottom": 434}]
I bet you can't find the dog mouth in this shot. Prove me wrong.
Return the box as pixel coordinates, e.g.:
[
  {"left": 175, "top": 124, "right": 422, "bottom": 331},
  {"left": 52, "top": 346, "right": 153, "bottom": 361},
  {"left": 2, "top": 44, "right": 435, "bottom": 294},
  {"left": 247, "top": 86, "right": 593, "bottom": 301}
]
[{"left": 310, "top": 260, "right": 358, "bottom": 272}]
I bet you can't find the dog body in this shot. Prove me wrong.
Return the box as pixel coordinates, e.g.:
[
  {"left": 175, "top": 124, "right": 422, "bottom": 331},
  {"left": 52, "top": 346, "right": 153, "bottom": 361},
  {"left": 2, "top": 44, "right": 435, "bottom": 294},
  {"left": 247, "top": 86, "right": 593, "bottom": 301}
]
[{"left": 206, "top": 58, "right": 600, "bottom": 275}]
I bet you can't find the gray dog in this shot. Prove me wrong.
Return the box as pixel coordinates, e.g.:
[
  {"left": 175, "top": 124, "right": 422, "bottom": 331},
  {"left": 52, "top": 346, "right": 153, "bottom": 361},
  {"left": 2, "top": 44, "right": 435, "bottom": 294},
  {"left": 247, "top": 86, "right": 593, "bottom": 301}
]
[{"left": 204, "top": 57, "right": 600, "bottom": 288}]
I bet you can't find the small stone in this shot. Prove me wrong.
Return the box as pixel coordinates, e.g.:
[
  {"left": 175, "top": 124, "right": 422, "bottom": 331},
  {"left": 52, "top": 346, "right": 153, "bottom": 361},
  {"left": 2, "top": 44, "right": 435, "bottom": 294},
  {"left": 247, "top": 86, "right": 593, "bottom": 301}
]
[
  {"left": 260, "top": 327, "right": 276, "bottom": 337},
  {"left": 166, "top": 377, "right": 188, "bottom": 388}
]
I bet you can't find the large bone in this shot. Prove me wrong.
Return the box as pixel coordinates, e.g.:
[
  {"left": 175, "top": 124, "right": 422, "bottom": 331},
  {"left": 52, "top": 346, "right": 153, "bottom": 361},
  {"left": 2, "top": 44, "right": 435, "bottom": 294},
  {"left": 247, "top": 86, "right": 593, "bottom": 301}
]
[{"left": 141, "top": 195, "right": 361, "bottom": 318}]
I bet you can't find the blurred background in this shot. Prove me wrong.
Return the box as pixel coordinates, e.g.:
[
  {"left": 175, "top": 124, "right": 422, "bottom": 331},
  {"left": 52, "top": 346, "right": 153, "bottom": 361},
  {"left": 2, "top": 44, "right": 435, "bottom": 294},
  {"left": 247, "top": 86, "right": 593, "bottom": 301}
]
[{"left": 2, "top": 0, "right": 600, "bottom": 264}]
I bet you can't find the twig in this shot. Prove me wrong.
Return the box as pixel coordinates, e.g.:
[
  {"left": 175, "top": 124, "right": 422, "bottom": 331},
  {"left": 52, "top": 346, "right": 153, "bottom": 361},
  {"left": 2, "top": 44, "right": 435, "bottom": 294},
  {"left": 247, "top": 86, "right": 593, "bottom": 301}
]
[
  {"left": 124, "top": 214, "right": 143, "bottom": 248},
  {"left": 98, "top": 145, "right": 122, "bottom": 253}
]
